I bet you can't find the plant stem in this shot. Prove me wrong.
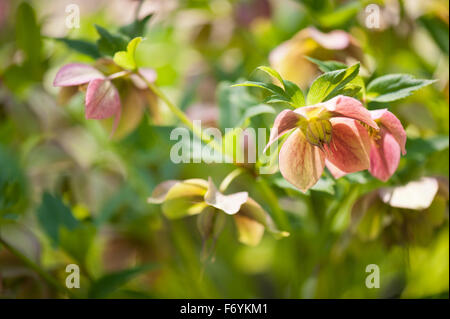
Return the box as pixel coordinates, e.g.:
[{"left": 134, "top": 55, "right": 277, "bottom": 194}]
[
  {"left": 219, "top": 168, "right": 245, "bottom": 192},
  {"left": 0, "top": 236, "right": 76, "bottom": 298},
  {"left": 257, "top": 178, "right": 291, "bottom": 231},
  {"left": 136, "top": 72, "right": 223, "bottom": 154}
]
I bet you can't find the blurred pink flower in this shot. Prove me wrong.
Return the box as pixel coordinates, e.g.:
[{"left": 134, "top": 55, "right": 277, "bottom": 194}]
[
  {"left": 54, "top": 63, "right": 157, "bottom": 137},
  {"left": 266, "top": 95, "right": 378, "bottom": 192}
]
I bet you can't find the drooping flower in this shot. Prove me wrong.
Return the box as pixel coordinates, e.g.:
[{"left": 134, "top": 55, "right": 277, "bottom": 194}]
[
  {"left": 367, "top": 109, "right": 407, "bottom": 182},
  {"left": 53, "top": 61, "right": 157, "bottom": 137},
  {"left": 351, "top": 177, "right": 449, "bottom": 246},
  {"left": 148, "top": 178, "right": 289, "bottom": 246},
  {"left": 265, "top": 95, "right": 378, "bottom": 192},
  {"left": 269, "top": 27, "right": 364, "bottom": 89}
]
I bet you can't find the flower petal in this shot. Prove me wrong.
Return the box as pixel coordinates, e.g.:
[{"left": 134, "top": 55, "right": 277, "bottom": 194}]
[
  {"left": 279, "top": 129, "right": 325, "bottom": 192},
  {"left": 264, "top": 109, "right": 304, "bottom": 153},
  {"left": 370, "top": 109, "right": 406, "bottom": 155},
  {"left": 369, "top": 128, "right": 401, "bottom": 182},
  {"left": 325, "top": 117, "right": 371, "bottom": 174},
  {"left": 234, "top": 197, "right": 289, "bottom": 246},
  {"left": 309, "top": 27, "right": 351, "bottom": 50},
  {"left": 147, "top": 180, "right": 179, "bottom": 204},
  {"left": 378, "top": 177, "right": 439, "bottom": 210},
  {"left": 204, "top": 178, "right": 248, "bottom": 215},
  {"left": 130, "top": 68, "right": 157, "bottom": 89},
  {"left": 160, "top": 179, "right": 209, "bottom": 219},
  {"left": 325, "top": 159, "right": 348, "bottom": 179},
  {"left": 324, "top": 95, "right": 378, "bottom": 129},
  {"left": 85, "top": 79, "right": 121, "bottom": 120},
  {"left": 53, "top": 63, "right": 104, "bottom": 87}
]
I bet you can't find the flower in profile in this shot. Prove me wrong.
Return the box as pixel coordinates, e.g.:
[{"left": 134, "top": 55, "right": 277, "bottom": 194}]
[
  {"left": 269, "top": 27, "right": 364, "bottom": 89},
  {"left": 265, "top": 95, "right": 378, "bottom": 192},
  {"left": 351, "top": 177, "right": 449, "bottom": 246},
  {"left": 53, "top": 62, "right": 157, "bottom": 137},
  {"left": 367, "top": 109, "right": 407, "bottom": 182},
  {"left": 148, "top": 178, "right": 288, "bottom": 246}
]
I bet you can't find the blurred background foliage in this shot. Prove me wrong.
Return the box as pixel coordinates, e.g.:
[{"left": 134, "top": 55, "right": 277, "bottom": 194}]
[{"left": 0, "top": 0, "right": 448, "bottom": 298}]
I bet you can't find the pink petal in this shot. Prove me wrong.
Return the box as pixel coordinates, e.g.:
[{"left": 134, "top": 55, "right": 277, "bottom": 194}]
[
  {"left": 53, "top": 63, "right": 104, "bottom": 87},
  {"left": 325, "top": 160, "right": 348, "bottom": 179},
  {"left": 325, "top": 117, "right": 371, "bottom": 174},
  {"left": 369, "top": 128, "right": 401, "bottom": 182},
  {"left": 279, "top": 129, "right": 325, "bottom": 192},
  {"left": 85, "top": 79, "right": 121, "bottom": 120},
  {"left": 324, "top": 95, "right": 378, "bottom": 129},
  {"left": 264, "top": 109, "right": 304, "bottom": 152},
  {"left": 370, "top": 109, "right": 406, "bottom": 155},
  {"left": 309, "top": 28, "right": 351, "bottom": 50}
]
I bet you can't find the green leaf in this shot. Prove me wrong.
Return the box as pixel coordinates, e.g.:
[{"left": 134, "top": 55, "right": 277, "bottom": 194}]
[
  {"left": 36, "top": 193, "right": 79, "bottom": 245},
  {"left": 307, "top": 63, "right": 360, "bottom": 105},
  {"left": 0, "top": 147, "right": 28, "bottom": 222},
  {"left": 59, "top": 224, "right": 96, "bottom": 264},
  {"left": 218, "top": 81, "right": 260, "bottom": 129},
  {"left": 231, "top": 81, "right": 286, "bottom": 97},
  {"left": 257, "top": 66, "right": 285, "bottom": 89},
  {"left": 95, "top": 24, "right": 128, "bottom": 57},
  {"left": 419, "top": 15, "right": 449, "bottom": 55},
  {"left": 366, "top": 74, "right": 436, "bottom": 103},
  {"left": 306, "top": 57, "right": 348, "bottom": 73},
  {"left": 113, "top": 37, "right": 142, "bottom": 70},
  {"left": 54, "top": 37, "right": 101, "bottom": 59},
  {"left": 88, "top": 264, "right": 158, "bottom": 298},
  {"left": 317, "top": 1, "right": 362, "bottom": 28},
  {"left": 284, "top": 80, "right": 305, "bottom": 107},
  {"left": 119, "top": 14, "right": 153, "bottom": 39},
  {"left": 15, "top": 2, "right": 43, "bottom": 80}
]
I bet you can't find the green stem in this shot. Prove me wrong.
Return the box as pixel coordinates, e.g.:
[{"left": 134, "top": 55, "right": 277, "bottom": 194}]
[
  {"left": 0, "top": 236, "right": 76, "bottom": 298},
  {"left": 257, "top": 178, "right": 291, "bottom": 231},
  {"left": 137, "top": 72, "right": 223, "bottom": 154},
  {"left": 219, "top": 168, "right": 245, "bottom": 192}
]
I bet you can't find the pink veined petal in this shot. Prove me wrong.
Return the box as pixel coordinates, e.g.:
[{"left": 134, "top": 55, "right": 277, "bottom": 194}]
[
  {"left": 325, "top": 159, "right": 348, "bottom": 179},
  {"left": 279, "top": 129, "right": 325, "bottom": 192},
  {"left": 85, "top": 79, "right": 121, "bottom": 120},
  {"left": 264, "top": 109, "right": 304, "bottom": 153},
  {"left": 324, "top": 95, "right": 379, "bottom": 129},
  {"left": 369, "top": 128, "right": 401, "bottom": 182},
  {"left": 325, "top": 117, "right": 372, "bottom": 174},
  {"left": 53, "top": 63, "right": 104, "bottom": 87},
  {"left": 309, "top": 27, "right": 351, "bottom": 50},
  {"left": 370, "top": 109, "right": 407, "bottom": 155}
]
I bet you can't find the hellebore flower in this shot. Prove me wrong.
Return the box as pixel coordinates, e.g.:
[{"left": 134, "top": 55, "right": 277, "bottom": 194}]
[
  {"left": 53, "top": 62, "right": 157, "bottom": 137},
  {"left": 265, "top": 95, "right": 378, "bottom": 192},
  {"left": 366, "top": 109, "right": 407, "bottom": 182},
  {"left": 148, "top": 178, "right": 289, "bottom": 246},
  {"left": 351, "top": 177, "right": 449, "bottom": 245},
  {"left": 269, "top": 27, "right": 364, "bottom": 89}
]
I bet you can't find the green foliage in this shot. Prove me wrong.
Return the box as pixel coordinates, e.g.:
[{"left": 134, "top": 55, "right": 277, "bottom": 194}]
[
  {"left": 53, "top": 38, "right": 101, "bottom": 59},
  {"left": 306, "top": 63, "right": 360, "bottom": 104},
  {"left": 95, "top": 24, "right": 129, "bottom": 57},
  {"left": 119, "top": 14, "right": 153, "bottom": 39},
  {"left": 366, "top": 74, "right": 436, "bottom": 103},
  {"left": 88, "top": 264, "right": 158, "bottom": 298}
]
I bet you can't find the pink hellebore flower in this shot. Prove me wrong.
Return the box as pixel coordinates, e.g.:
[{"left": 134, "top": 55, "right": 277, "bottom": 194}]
[
  {"left": 265, "top": 95, "right": 379, "bottom": 192},
  {"left": 53, "top": 63, "right": 156, "bottom": 136},
  {"left": 367, "top": 109, "right": 407, "bottom": 182}
]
